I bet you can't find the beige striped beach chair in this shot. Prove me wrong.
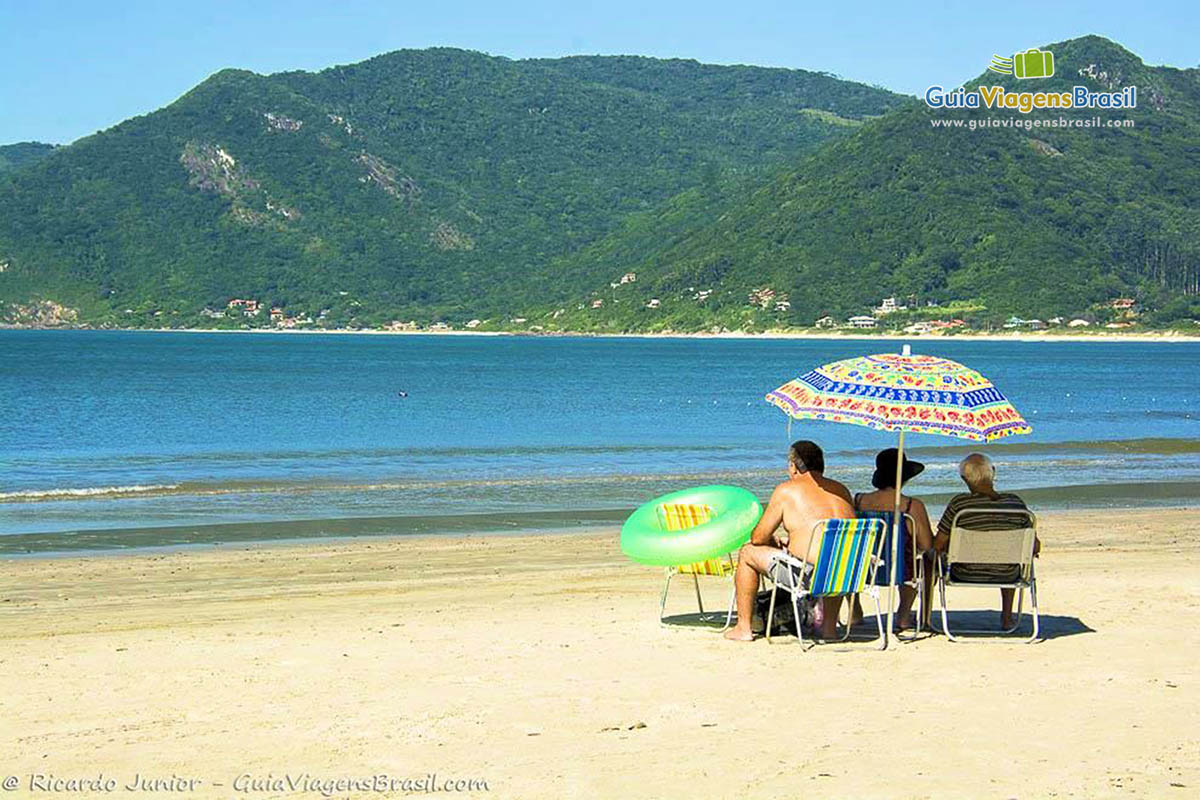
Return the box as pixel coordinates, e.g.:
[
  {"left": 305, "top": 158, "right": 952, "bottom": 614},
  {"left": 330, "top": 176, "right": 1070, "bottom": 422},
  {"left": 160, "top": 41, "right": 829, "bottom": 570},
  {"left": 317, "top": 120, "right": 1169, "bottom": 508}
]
[
  {"left": 935, "top": 507, "right": 1040, "bottom": 642},
  {"left": 657, "top": 502, "right": 739, "bottom": 628}
]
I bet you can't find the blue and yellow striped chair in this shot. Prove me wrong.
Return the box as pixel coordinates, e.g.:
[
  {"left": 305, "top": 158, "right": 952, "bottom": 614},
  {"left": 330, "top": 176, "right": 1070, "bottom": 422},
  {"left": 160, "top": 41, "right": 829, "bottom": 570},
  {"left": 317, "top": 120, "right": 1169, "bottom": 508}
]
[
  {"left": 765, "top": 517, "right": 888, "bottom": 648},
  {"left": 657, "top": 502, "right": 739, "bottom": 628}
]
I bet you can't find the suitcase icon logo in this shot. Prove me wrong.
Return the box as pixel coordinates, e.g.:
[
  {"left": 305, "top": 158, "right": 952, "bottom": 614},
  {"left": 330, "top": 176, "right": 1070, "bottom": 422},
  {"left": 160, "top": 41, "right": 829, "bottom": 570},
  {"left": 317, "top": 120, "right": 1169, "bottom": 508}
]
[{"left": 988, "top": 48, "right": 1055, "bottom": 79}]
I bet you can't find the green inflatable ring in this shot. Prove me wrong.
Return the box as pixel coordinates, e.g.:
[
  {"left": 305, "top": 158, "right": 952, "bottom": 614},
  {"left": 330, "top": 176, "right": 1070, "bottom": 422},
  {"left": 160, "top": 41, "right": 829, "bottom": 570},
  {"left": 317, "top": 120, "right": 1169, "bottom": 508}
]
[{"left": 620, "top": 485, "right": 763, "bottom": 566}]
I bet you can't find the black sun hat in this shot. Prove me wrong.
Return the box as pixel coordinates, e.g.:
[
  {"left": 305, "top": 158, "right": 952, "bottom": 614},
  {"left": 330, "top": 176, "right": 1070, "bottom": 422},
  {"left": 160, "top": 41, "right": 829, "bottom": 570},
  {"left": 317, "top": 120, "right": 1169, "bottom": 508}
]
[{"left": 871, "top": 448, "right": 925, "bottom": 490}]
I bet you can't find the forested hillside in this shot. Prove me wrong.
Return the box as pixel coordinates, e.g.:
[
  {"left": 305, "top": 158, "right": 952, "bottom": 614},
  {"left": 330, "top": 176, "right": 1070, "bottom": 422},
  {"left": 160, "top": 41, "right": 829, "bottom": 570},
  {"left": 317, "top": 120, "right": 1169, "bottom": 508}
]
[
  {"left": 1, "top": 38, "right": 1197, "bottom": 333},
  {"left": 538, "top": 36, "right": 1200, "bottom": 332},
  {"left": 0, "top": 48, "right": 900, "bottom": 328},
  {"left": 0, "top": 142, "right": 56, "bottom": 174}
]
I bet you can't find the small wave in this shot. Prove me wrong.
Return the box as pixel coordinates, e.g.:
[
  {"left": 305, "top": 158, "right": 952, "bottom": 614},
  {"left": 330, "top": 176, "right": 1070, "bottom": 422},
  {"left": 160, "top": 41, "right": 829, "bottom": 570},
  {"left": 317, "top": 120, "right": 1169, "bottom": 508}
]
[
  {"left": 6, "top": 442, "right": 750, "bottom": 468},
  {"left": 0, "top": 484, "right": 180, "bottom": 502},
  {"left": 0, "top": 471, "right": 781, "bottom": 504}
]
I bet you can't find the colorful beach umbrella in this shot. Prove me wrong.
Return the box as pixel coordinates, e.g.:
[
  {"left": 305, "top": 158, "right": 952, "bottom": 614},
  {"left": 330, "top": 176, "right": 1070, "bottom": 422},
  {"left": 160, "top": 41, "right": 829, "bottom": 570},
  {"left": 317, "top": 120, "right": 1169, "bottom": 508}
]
[{"left": 765, "top": 346, "right": 1032, "bottom": 646}]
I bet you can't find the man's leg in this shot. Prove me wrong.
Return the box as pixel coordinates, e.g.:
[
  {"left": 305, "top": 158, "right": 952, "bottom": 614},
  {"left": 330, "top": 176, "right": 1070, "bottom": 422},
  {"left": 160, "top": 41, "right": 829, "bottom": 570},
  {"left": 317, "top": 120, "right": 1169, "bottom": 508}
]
[
  {"left": 724, "top": 544, "right": 778, "bottom": 641},
  {"left": 846, "top": 595, "right": 864, "bottom": 627},
  {"left": 1000, "top": 588, "right": 1016, "bottom": 629},
  {"left": 820, "top": 596, "right": 842, "bottom": 639}
]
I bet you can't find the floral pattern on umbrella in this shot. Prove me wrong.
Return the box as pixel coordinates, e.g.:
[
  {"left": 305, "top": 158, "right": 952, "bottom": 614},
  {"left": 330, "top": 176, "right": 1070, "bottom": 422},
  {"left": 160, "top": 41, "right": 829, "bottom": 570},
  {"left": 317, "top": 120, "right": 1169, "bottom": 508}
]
[{"left": 765, "top": 354, "right": 1031, "bottom": 442}]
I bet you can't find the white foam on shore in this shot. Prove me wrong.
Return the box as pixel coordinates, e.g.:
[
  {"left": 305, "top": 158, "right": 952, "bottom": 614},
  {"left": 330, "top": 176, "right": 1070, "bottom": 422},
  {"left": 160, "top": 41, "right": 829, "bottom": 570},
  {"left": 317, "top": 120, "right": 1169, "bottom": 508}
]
[{"left": 0, "top": 484, "right": 180, "bottom": 502}]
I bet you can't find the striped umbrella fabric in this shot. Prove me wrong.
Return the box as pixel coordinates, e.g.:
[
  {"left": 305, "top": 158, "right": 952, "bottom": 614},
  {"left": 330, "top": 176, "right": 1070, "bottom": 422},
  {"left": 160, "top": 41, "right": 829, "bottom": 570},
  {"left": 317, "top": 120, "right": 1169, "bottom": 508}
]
[{"left": 765, "top": 353, "right": 1031, "bottom": 442}]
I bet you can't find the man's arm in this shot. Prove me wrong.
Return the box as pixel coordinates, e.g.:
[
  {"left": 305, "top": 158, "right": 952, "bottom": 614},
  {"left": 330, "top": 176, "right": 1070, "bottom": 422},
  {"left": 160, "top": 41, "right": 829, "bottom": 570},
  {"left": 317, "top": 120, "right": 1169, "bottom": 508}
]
[
  {"left": 933, "top": 495, "right": 959, "bottom": 550},
  {"left": 749, "top": 487, "right": 785, "bottom": 546}
]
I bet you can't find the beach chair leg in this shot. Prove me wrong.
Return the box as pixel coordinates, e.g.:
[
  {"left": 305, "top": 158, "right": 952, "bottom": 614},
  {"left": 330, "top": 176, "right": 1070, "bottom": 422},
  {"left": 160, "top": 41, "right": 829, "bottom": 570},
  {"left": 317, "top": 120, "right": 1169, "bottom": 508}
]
[
  {"left": 659, "top": 570, "right": 674, "bottom": 625},
  {"left": 721, "top": 576, "right": 736, "bottom": 631},
  {"left": 766, "top": 583, "right": 779, "bottom": 643},
  {"left": 938, "top": 574, "right": 957, "bottom": 642},
  {"left": 795, "top": 591, "right": 808, "bottom": 649},
  {"left": 1026, "top": 579, "right": 1041, "bottom": 643},
  {"left": 837, "top": 596, "right": 853, "bottom": 642},
  {"left": 692, "top": 573, "right": 705, "bottom": 615},
  {"left": 921, "top": 554, "right": 935, "bottom": 630},
  {"left": 720, "top": 556, "right": 737, "bottom": 630},
  {"left": 872, "top": 589, "right": 886, "bottom": 650},
  {"left": 916, "top": 559, "right": 925, "bottom": 635},
  {"left": 790, "top": 593, "right": 804, "bottom": 644},
  {"left": 895, "top": 577, "right": 922, "bottom": 642}
]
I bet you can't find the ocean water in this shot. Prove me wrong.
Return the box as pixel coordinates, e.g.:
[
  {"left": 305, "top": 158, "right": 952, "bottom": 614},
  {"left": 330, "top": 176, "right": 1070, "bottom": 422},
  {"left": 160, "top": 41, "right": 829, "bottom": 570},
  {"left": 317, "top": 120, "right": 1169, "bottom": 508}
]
[{"left": 1, "top": 330, "right": 1197, "bottom": 553}]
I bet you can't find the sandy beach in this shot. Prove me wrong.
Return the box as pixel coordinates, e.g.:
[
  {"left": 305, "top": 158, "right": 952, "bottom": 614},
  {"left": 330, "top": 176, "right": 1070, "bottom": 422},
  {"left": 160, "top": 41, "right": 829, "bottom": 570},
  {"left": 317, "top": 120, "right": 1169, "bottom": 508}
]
[{"left": 2, "top": 507, "right": 1197, "bottom": 798}]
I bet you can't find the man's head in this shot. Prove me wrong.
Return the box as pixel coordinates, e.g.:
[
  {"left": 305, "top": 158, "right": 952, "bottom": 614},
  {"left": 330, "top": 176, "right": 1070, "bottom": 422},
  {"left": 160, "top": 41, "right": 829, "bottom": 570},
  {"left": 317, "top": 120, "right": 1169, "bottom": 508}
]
[
  {"left": 788, "top": 440, "right": 825, "bottom": 476},
  {"left": 959, "top": 453, "right": 996, "bottom": 491}
]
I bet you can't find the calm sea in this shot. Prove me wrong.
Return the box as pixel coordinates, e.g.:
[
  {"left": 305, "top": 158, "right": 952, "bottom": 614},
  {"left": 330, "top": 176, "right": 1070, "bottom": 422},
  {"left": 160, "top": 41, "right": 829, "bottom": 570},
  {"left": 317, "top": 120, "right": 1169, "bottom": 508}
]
[{"left": 1, "top": 331, "right": 1197, "bottom": 553}]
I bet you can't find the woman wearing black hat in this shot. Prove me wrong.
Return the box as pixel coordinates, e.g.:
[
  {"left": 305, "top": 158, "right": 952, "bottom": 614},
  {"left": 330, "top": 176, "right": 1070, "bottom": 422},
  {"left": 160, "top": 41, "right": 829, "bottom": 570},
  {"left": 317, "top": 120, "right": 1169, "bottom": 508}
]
[{"left": 853, "top": 448, "right": 935, "bottom": 631}]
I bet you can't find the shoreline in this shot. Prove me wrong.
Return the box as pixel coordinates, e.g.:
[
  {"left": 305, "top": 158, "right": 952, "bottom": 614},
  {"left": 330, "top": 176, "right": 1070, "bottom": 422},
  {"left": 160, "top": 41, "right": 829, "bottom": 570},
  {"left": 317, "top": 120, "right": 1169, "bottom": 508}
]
[
  {"left": 1, "top": 505, "right": 1182, "bottom": 566},
  {"left": 4, "top": 324, "right": 1200, "bottom": 343},
  {"left": 6, "top": 486, "right": 1200, "bottom": 557},
  {"left": 0, "top": 506, "right": 1190, "bottom": 565},
  {"left": 3, "top": 502, "right": 1197, "bottom": 563}
]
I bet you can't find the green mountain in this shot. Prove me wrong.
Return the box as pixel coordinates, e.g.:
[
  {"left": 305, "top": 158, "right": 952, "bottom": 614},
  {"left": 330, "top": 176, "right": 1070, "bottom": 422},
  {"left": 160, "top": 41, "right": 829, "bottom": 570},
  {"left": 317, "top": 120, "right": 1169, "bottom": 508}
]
[
  {"left": 0, "top": 48, "right": 902, "bottom": 327},
  {"left": 0, "top": 142, "right": 57, "bottom": 174},
  {"left": 539, "top": 36, "right": 1200, "bottom": 332},
  {"left": 3, "top": 37, "right": 1197, "bottom": 332}
]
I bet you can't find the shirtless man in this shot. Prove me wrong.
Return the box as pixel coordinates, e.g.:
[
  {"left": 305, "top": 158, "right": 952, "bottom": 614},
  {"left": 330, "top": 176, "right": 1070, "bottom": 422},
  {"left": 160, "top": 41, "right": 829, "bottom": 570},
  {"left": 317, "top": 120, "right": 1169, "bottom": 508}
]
[{"left": 724, "top": 440, "right": 855, "bottom": 641}]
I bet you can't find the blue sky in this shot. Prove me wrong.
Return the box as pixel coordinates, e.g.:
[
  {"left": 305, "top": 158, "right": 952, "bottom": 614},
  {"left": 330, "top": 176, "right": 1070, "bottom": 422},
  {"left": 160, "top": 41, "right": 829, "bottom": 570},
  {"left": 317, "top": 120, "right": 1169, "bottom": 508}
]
[{"left": 1, "top": 0, "right": 1195, "bottom": 144}]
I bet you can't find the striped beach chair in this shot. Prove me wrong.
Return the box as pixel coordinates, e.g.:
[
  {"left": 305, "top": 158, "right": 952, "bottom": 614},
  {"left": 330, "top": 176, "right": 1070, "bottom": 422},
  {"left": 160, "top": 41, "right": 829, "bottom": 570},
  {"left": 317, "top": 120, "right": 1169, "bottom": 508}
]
[
  {"left": 934, "top": 507, "right": 1040, "bottom": 642},
  {"left": 765, "top": 517, "right": 888, "bottom": 649},
  {"left": 657, "top": 502, "right": 738, "bottom": 628}
]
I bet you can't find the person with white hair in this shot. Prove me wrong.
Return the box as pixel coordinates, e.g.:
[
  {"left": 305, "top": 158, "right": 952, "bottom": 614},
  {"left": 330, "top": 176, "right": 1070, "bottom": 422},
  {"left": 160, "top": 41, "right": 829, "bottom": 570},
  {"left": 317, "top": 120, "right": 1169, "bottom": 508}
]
[{"left": 934, "top": 453, "right": 1041, "bottom": 630}]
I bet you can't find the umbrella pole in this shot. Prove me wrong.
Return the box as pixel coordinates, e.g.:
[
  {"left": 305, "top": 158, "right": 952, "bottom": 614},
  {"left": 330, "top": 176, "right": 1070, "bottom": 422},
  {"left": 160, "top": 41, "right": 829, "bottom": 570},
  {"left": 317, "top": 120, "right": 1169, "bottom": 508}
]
[
  {"left": 886, "top": 430, "right": 906, "bottom": 648},
  {"left": 885, "top": 343, "right": 912, "bottom": 648}
]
